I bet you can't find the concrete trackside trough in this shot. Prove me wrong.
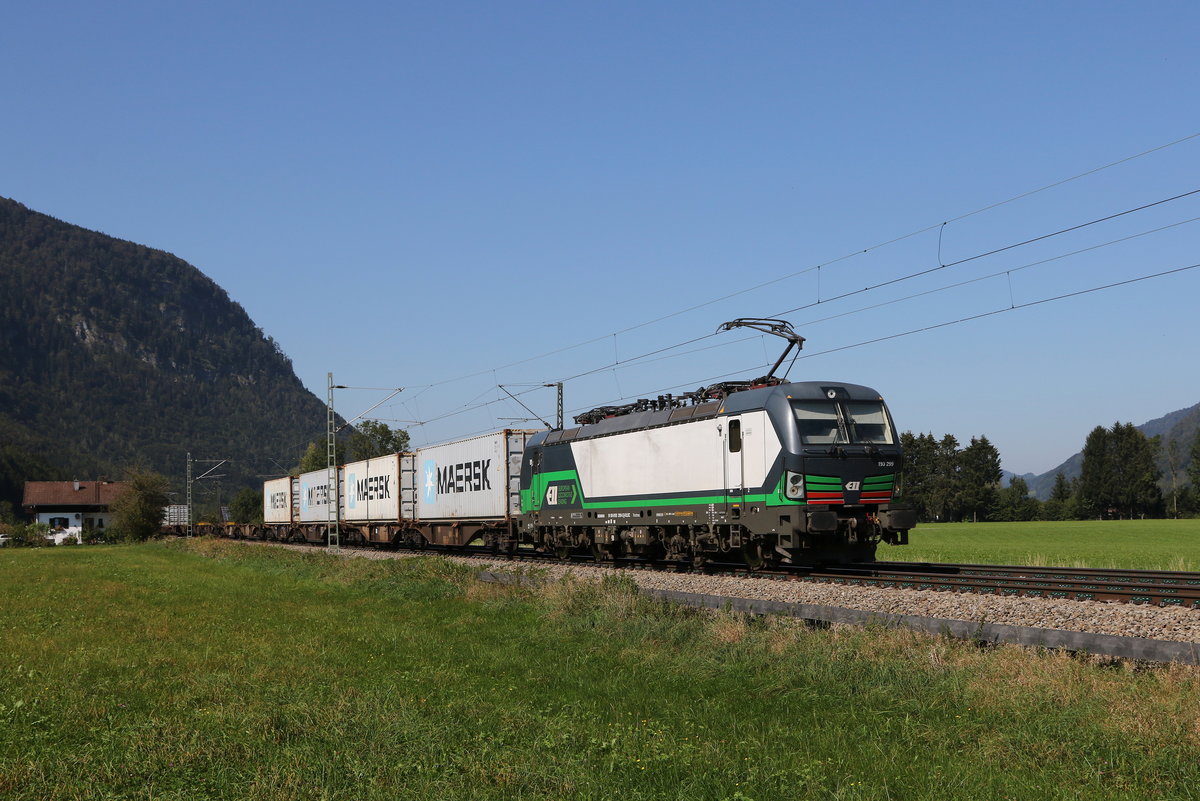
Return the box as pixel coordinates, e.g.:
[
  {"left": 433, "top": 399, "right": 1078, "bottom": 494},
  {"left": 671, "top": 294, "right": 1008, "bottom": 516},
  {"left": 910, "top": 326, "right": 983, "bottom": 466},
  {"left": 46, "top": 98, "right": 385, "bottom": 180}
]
[
  {"left": 476, "top": 570, "right": 1200, "bottom": 665},
  {"left": 643, "top": 588, "right": 1200, "bottom": 665}
]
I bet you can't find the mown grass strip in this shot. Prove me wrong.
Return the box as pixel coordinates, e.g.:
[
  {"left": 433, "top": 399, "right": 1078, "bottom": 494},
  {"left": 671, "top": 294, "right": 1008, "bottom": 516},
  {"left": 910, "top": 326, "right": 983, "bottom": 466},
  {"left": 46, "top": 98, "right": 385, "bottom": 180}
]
[
  {"left": 887, "top": 519, "right": 1200, "bottom": 570},
  {"left": 1, "top": 539, "right": 1198, "bottom": 800}
]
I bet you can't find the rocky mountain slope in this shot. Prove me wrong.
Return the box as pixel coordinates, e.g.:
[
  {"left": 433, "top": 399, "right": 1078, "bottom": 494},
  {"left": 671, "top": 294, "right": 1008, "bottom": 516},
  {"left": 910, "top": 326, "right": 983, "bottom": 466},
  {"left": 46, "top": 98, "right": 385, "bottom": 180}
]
[{"left": 0, "top": 197, "right": 328, "bottom": 509}]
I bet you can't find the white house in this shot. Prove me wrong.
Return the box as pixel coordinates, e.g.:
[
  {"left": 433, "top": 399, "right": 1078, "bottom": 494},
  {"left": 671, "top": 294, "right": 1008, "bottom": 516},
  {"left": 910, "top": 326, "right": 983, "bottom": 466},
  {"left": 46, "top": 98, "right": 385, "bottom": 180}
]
[{"left": 22, "top": 479, "right": 130, "bottom": 534}]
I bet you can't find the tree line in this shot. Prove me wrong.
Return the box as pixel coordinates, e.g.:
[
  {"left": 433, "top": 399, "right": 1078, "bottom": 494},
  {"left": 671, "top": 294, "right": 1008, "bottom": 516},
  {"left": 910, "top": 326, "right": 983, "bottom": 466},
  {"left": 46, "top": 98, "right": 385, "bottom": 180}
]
[{"left": 899, "top": 424, "right": 1200, "bottom": 522}]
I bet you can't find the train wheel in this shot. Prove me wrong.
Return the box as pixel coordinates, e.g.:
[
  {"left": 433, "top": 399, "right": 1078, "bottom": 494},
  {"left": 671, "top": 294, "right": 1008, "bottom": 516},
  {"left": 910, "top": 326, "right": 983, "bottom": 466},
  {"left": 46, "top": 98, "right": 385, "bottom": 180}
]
[
  {"left": 742, "top": 541, "right": 766, "bottom": 571},
  {"left": 484, "top": 530, "right": 500, "bottom": 555}
]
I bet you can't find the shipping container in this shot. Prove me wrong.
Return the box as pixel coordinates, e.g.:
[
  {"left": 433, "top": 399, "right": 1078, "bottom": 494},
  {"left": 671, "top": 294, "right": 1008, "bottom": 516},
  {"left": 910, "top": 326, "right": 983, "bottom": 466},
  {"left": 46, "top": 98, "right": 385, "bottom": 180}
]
[
  {"left": 263, "top": 477, "right": 293, "bottom": 524},
  {"left": 297, "top": 469, "right": 336, "bottom": 523},
  {"left": 164, "top": 504, "right": 189, "bottom": 526},
  {"left": 339, "top": 453, "right": 415, "bottom": 522},
  {"left": 415, "top": 430, "right": 536, "bottom": 520}
]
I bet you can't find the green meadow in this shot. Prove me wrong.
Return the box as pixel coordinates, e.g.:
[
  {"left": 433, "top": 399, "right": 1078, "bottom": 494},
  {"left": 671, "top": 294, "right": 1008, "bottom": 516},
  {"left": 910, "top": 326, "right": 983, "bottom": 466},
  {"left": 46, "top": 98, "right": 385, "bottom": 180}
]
[
  {"left": 885, "top": 519, "right": 1200, "bottom": 571},
  {"left": 2, "top": 539, "right": 1199, "bottom": 800}
]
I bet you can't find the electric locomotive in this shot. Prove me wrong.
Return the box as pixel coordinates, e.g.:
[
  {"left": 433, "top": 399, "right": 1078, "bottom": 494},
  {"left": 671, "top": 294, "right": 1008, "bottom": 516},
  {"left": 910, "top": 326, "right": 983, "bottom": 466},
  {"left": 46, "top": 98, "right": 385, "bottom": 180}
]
[{"left": 520, "top": 319, "right": 915, "bottom": 566}]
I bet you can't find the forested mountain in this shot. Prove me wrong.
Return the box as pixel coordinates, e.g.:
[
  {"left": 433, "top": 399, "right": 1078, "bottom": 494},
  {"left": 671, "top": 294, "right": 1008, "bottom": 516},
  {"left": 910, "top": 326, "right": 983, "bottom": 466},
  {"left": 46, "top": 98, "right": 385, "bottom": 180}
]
[
  {"left": 0, "top": 197, "right": 329, "bottom": 511},
  {"left": 1028, "top": 401, "right": 1200, "bottom": 499}
]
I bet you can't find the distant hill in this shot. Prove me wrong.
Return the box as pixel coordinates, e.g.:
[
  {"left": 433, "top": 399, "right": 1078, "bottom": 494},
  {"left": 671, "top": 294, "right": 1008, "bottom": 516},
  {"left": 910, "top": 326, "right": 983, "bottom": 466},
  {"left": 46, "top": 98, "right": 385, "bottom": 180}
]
[
  {"left": 1001, "top": 469, "right": 1038, "bottom": 489},
  {"left": 1026, "top": 401, "right": 1200, "bottom": 499},
  {"left": 0, "top": 197, "right": 330, "bottom": 510}
]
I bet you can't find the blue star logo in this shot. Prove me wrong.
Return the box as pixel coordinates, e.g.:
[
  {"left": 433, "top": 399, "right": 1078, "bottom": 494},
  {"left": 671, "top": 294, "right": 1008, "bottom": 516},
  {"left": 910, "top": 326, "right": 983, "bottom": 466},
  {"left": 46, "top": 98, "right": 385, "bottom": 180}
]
[{"left": 422, "top": 460, "right": 437, "bottom": 504}]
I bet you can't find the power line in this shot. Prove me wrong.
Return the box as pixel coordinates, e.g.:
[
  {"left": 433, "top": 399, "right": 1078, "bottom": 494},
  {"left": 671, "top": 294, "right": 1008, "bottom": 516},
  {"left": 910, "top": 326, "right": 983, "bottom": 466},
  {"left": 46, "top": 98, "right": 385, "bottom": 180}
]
[
  {"left": 940, "top": 188, "right": 1200, "bottom": 269},
  {"left": 504, "top": 188, "right": 1200, "bottom": 392},
  {"left": 792, "top": 214, "right": 1200, "bottom": 329},
  {"left": 337, "top": 136, "right": 1200, "bottom": 445},
  {"left": 599, "top": 134, "right": 1200, "bottom": 338},
  {"left": 769, "top": 187, "right": 1200, "bottom": 319},
  {"left": 790, "top": 261, "right": 1200, "bottom": 362},
  {"left": 400, "top": 183, "right": 1200, "bottom": 433},
  {"left": 401, "top": 232, "right": 1200, "bottom": 439},
  {"left": 383, "top": 131, "right": 1200, "bottom": 395},
  {"left": 418, "top": 253, "right": 1200, "bottom": 445}
]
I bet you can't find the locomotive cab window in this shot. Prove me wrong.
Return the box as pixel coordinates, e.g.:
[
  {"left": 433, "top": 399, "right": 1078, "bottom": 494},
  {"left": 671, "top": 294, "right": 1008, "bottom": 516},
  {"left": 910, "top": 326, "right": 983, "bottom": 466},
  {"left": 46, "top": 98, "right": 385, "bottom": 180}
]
[
  {"left": 791, "top": 401, "right": 846, "bottom": 444},
  {"left": 845, "top": 401, "right": 894, "bottom": 444},
  {"left": 791, "top": 400, "right": 895, "bottom": 445},
  {"left": 728, "top": 419, "right": 742, "bottom": 452}
]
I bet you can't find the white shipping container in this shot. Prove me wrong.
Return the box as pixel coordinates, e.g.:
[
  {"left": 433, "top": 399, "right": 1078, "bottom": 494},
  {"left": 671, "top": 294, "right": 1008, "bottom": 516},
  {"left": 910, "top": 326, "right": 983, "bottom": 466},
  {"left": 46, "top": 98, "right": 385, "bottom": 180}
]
[
  {"left": 297, "top": 469, "right": 336, "bottom": 523},
  {"left": 340, "top": 454, "right": 405, "bottom": 522},
  {"left": 415, "top": 430, "right": 535, "bottom": 520},
  {"left": 164, "top": 505, "right": 189, "bottom": 526},
  {"left": 263, "top": 477, "right": 293, "bottom": 524}
]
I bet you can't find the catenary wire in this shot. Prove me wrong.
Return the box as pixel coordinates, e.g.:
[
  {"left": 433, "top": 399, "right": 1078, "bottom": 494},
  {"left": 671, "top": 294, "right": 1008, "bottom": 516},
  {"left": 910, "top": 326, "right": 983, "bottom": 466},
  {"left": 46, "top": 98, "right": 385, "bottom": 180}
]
[
  {"left": 768, "top": 188, "right": 1200, "bottom": 319},
  {"left": 376, "top": 132, "right": 1200, "bottom": 395},
  {"left": 400, "top": 222, "right": 1200, "bottom": 438},
  {"left": 558, "top": 261, "right": 1200, "bottom": 417},
  {"left": 452, "top": 188, "right": 1200, "bottom": 396},
  {"left": 428, "top": 258, "right": 1200, "bottom": 444}
]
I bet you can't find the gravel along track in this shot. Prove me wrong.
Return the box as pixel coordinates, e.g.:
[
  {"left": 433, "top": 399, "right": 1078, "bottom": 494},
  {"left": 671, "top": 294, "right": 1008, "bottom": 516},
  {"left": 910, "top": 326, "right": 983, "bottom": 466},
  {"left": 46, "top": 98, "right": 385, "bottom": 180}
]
[{"left": 263, "top": 543, "right": 1200, "bottom": 645}]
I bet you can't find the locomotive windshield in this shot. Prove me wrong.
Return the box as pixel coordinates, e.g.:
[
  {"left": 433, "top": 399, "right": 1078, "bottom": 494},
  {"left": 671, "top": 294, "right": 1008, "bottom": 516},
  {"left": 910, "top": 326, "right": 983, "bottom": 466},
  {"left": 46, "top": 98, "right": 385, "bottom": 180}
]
[{"left": 790, "top": 399, "right": 894, "bottom": 445}]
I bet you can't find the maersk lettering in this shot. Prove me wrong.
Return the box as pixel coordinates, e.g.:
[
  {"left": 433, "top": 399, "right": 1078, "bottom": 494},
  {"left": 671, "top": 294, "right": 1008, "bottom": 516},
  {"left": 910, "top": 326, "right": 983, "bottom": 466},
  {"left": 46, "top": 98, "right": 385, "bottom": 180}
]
[
  {"left": 270, "top": 491, "right": 288, "bottom": 510},
  {"left": 306, "top": 484, "right": 328, "bottom": 507},
  {"left": 355, "top": 475, "right": 392, "bottom": 501},
  {"left": 436, "top": 459, "right": 492, "bottom": 493}
]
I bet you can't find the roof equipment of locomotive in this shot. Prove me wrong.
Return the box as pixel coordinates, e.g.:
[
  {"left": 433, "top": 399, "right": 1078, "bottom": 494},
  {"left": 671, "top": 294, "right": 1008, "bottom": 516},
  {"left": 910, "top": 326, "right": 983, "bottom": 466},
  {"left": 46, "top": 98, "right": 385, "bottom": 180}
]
[{"left": 573, "top": 317, "right": 807, "bottom": 426}]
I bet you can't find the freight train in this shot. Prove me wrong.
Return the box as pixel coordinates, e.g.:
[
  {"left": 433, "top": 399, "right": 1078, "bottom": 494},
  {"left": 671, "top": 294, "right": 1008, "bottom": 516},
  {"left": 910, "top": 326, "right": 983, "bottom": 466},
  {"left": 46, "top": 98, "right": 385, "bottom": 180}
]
[{"left": 231, "top": 320, "right": 916, "bottom": 567}]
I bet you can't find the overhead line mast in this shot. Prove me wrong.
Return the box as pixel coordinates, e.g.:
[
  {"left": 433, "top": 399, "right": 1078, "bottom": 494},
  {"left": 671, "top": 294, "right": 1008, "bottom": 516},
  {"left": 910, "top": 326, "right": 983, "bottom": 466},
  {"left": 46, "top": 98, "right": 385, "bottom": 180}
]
[{"left": 327, "top": 372, "right": 339, "bottom": 553}]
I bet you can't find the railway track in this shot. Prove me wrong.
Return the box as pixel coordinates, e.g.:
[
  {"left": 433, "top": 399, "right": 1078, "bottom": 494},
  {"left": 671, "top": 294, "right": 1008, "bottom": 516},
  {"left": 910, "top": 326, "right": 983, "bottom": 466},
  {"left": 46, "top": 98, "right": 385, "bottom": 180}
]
[
  {"left": 790, "top": 562, "right": 1200, "bottom": 608},
  {"left": 273, "top": 537, "right": 1200, "bottom": 609}
]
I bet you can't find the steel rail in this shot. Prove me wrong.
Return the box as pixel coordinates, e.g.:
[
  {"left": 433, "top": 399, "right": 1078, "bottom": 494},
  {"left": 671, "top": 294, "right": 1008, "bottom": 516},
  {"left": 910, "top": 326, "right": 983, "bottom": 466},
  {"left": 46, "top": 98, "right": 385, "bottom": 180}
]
[
  {"left": 862, "top": 561, "right": 1200, "bottom": 586},
  {"left": 797, "top": 564, "right": 1200, "bottom": 607}
]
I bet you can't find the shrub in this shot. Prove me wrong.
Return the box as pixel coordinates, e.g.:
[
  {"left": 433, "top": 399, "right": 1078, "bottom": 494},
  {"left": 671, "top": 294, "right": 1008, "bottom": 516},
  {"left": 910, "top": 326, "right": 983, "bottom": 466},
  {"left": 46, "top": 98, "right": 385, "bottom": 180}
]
[
  {"left": 10, "top": 522, "right": 53, "bottom": 547},
  {"left": 81, "top": 527, "right": 107, "bottom": 545},
  {"left": 109, "top": 470, "right": 171, "bottom": 541}
]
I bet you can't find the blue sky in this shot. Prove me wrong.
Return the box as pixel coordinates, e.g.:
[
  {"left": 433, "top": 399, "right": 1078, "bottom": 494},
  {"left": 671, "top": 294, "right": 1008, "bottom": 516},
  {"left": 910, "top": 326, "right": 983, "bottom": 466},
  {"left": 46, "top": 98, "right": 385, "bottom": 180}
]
[{"left": 4, "top": 1, "right": 1198, "bottom": 475}]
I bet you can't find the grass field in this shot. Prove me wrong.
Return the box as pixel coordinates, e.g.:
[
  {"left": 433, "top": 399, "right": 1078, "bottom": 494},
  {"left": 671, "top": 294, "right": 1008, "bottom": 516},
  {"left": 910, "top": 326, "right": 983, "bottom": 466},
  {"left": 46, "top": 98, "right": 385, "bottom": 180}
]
[
  {"left": 885, "top": 519, "right": 1200, "bottom": 570},
  {"left": 2, "top": 539, "right": 1199, "bottom": 800}
]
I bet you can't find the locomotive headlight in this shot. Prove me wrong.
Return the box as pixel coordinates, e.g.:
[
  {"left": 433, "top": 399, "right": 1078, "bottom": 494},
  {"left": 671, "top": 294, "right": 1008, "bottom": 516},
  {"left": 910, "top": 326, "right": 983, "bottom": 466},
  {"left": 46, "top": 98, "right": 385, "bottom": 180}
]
[{"left": 785, "top": 471, "right": 805, "bottom": 500}]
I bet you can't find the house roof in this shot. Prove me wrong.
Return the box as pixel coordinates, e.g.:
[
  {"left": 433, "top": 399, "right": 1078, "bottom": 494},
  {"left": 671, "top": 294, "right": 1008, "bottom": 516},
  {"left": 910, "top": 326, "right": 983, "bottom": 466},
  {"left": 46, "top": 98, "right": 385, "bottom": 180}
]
[{"left": 23, "top": 480, "right": 131, "bottom": 509}]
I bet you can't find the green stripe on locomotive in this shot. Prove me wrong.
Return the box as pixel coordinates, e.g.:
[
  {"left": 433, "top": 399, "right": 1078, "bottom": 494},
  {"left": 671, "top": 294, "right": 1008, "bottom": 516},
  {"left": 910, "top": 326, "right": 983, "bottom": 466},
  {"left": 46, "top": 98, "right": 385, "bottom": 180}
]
[
  {"left": 523, "top": 467, "right": 791, "bottom": 513},
  {"left": 524, "top": 466, "right": 898, "bottom": 513}
]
